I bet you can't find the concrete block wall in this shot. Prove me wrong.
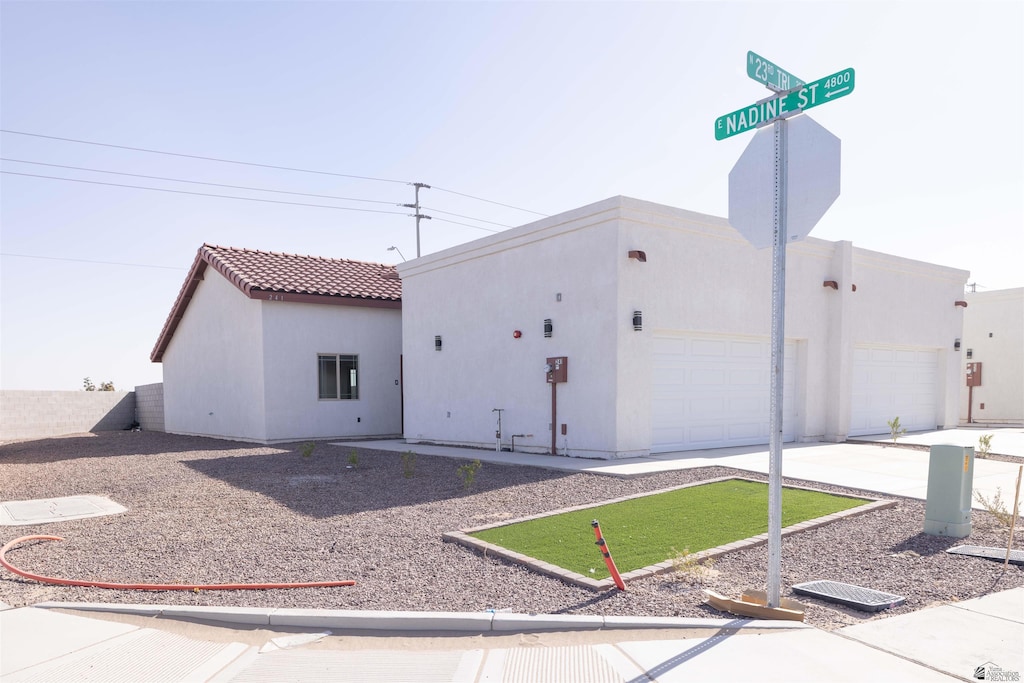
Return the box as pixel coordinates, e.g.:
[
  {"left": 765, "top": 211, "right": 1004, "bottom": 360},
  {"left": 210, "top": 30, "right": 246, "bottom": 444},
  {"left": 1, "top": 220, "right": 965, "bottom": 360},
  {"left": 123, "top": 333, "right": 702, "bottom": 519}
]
[
  {"left": 134, "top": 383, "right": 165, "bottom": 432},
  {"left": 0, "top": 390, "right": 136, "bottom": 443}
]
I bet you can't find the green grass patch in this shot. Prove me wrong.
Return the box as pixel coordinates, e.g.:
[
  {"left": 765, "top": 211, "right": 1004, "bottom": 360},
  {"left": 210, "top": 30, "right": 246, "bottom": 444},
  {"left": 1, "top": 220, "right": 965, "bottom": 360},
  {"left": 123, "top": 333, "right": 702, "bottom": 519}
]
[{"left": 470, "top": 479, "right": 866, "bottom": 579}]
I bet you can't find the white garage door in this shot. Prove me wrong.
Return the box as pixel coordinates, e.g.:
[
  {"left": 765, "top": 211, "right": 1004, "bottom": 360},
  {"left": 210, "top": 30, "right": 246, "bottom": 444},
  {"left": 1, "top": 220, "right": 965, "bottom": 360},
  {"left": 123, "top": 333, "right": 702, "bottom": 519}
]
[
  {"left": 651, "top": 334, "right": 797, "bottom": 453},
  {"left": 849, "top": 345, "right": 938, "bottom": 437}
]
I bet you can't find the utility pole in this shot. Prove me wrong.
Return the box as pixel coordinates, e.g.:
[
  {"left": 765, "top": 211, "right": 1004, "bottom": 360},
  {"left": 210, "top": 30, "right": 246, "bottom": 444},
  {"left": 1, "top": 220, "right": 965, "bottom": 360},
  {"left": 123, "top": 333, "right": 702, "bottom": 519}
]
[{"left": 401, "top": 182, "right": 431, "bottom": 258}]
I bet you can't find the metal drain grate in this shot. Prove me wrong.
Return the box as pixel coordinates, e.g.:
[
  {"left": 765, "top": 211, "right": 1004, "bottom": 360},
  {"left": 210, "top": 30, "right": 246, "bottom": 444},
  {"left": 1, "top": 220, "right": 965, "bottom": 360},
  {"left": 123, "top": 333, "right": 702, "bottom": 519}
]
[
  {"left": 791, "top": 580, "right": 906, "bottom": 612},
  {"left": 947, "top": 545, "right": 1024, "bottom": 565}
]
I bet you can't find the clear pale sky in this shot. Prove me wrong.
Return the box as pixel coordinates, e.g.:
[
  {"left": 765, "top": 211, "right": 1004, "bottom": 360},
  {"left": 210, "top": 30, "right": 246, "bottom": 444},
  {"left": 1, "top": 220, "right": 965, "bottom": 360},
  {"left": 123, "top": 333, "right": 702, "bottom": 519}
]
[{"left": 1, "top": 1, "right": 1021, "bottom": 391}]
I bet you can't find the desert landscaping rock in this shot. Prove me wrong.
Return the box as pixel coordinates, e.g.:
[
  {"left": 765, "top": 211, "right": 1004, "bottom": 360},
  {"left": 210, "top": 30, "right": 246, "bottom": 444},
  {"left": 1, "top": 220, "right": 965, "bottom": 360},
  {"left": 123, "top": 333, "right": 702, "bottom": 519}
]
[{"left": 0, "top": 431, "right": 1021, "bottom": 631}]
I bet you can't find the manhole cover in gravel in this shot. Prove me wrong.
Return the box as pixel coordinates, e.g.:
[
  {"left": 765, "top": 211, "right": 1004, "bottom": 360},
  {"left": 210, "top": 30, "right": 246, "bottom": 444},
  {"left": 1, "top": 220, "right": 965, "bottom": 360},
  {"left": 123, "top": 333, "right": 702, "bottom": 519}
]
[
  {"left": 947, "top": 545, "right": 1024, "bottom": 565},
  {"left": 791, "top": 580, "right": 906, "bottom": 612},
  {"left": 0, "top": 495, "right": 127, "bottom": 525}
]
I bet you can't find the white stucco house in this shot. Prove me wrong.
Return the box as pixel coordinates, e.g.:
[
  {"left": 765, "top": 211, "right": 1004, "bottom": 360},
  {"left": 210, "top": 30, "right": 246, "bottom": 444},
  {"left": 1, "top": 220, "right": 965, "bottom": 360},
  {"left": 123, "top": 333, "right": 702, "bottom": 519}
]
[
  {"left": 398, "top": 196, "right": 970, "bottom": 459},
  {"left": 152, "top": 244, "right": 403, "bottom": 443},
  {"left": 959, "top": 287, "right": 1024, "bottom": 425}
]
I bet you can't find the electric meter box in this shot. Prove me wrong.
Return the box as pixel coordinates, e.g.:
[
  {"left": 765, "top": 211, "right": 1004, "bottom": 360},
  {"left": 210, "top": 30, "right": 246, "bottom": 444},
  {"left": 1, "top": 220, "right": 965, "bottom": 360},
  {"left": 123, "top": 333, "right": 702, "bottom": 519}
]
[{"left": 923, "top": 445, "right": 974, "bottom": 538}]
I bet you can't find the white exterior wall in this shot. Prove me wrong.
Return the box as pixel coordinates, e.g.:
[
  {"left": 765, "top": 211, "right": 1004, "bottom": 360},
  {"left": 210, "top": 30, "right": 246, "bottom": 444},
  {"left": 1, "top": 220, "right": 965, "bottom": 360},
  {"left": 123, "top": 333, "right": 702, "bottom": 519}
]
[
  {"left": 400, "top": 196, "right": 970, "bottom": 459},
  {"left": 162, "top": 268, "right": 403, "bottom": 443},
  {"left": 163, "top": 271, "right": 267, "bottom": 440},
  {"left": 261, "top": 302, "right": 402, "bottom": 440},
  {"left": 401, "top": 202, "right": 622, "bottom": 456},
  {"left": 960, "top": 288, "right": 1024, "bottom": 424}
]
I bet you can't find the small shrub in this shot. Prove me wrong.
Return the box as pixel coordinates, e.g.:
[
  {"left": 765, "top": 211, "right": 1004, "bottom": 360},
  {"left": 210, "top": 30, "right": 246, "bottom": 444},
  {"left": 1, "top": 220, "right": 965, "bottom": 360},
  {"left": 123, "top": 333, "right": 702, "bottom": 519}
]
[
  {"left": 977, "top": 434, "right": 993, "bottom": 459},
  {"left": 886, "top": 416, "right": 906, "bottom": 444},
  {"left": 83, "top": 377, "right": 95, "bottom": 391},
  {"left": 974, "top": 488, "right": 1021, "bottom": 528},
  {"left": 670, "top": 546, "right": 717, "bottom": 583},
  {"left": 400, "top": 450, "right": 416, "bottom": 478},
  {"left": 348, "top": 449, "right": 359, "bottom": 467},
  {"left": 458, "top": 459, "right": 482, "bottom": 490},
  {"left": 300, "top": 442, "right": 316, "bottom": 459}
]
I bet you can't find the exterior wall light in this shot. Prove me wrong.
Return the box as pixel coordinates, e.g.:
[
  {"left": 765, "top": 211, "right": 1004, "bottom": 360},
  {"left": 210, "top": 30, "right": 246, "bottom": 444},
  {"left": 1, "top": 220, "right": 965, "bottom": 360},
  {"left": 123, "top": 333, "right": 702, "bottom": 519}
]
[
  {"left": 628, "top": 250, "right": 647, "bottom": 262},
  {"left": 823, "top": 280, "right": 839, "bottom": 290},
  {"left": 544, "top": 319, "right": 553, "bottom": 338},
  {"left": 435, "top": 335, "right": 442, "bottom": 351},
  {"left": 955, "top": 300, "right": 968, "bottom": 307},
  {"left": 954, "top": 338, "right": 961, "bottom": 351},
  {"left": 513, "top": 330, "right": 522, "bottom": 339},
  {"left": 633, "top": 310, "right": 643, "bottom": 331}
]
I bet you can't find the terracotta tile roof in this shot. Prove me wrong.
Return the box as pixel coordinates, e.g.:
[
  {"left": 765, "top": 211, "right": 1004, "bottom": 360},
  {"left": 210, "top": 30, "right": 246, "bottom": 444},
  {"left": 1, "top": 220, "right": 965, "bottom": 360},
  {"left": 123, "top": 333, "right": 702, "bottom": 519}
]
[{"left": 151, "top": 244, "right": 401, "bottom": 362}]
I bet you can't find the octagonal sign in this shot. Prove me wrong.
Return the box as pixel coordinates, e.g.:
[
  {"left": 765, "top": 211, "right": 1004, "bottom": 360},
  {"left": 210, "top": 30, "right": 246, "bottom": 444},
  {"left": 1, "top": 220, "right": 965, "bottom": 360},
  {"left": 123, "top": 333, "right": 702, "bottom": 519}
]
[{"left": 728, "top": 115, "right": 841, "bottom": 249}]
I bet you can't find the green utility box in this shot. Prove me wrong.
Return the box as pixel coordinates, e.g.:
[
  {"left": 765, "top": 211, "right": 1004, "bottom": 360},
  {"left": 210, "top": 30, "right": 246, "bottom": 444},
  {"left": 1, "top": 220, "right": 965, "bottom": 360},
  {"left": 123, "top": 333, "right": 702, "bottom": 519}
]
[{"left": 923, "top": 444, "right": 974, "bottom": 538}]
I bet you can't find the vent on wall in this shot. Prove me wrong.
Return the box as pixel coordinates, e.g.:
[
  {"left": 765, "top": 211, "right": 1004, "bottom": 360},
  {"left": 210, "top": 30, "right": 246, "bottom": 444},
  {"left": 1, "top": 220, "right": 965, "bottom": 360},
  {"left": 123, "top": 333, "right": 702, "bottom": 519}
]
[{"left": 544, "top": 319, "right": 553, "bottom": 338}]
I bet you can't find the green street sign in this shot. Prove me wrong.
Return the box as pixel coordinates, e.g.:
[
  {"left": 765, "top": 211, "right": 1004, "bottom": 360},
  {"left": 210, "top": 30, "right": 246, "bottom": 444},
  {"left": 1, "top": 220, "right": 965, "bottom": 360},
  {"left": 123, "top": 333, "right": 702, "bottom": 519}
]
[
  {"left": 715, "top": 67, "right": 855, "bottom": 141},
  {"left": 747, "top": 51, "right": 804, "bottom": 92}
]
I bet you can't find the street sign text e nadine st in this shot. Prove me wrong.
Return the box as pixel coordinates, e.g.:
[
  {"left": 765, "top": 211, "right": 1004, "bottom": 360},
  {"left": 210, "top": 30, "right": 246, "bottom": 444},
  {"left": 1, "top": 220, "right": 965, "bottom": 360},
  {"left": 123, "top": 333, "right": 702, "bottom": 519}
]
[{"left": 715, "top": 67, "right": 855, "bottom": 141}]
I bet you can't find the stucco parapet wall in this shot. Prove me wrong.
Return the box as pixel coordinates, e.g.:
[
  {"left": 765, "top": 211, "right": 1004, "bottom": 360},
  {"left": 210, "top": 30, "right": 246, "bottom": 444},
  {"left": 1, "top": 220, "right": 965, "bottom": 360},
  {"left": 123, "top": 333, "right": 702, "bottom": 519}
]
[
  {"left": 852, "top": 245, "right": 970, "bottom": 283},
  {"left": 967, "top": 287, "right": 1024, "bottom": 304},
  {"left": 400, "top": 196, "right": 813, "bottom": 279},
  {"left": 444, "top": 476, "right": 895, "bottom": 592}
]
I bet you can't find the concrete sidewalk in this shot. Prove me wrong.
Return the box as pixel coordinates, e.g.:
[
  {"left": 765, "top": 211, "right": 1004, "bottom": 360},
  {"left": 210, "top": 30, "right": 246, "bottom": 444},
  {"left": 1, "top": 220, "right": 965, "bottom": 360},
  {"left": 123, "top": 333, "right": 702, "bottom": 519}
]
[
  {"left": 2, "top": 588, "right": 1021, "bottom": 681},
  {"left": 344, "top": 428, "right": 1024, "bottom": 509}
]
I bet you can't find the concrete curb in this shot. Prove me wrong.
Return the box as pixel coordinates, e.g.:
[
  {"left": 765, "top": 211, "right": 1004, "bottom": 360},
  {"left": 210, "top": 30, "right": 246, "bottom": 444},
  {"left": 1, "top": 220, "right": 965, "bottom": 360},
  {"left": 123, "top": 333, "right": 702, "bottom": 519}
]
[{"left": 34, "top": 602, "right": 813, "bottom": 632}]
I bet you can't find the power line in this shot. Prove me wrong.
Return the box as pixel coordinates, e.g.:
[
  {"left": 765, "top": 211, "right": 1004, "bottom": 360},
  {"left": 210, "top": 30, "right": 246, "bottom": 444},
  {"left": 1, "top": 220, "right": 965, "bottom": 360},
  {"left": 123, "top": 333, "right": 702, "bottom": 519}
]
[
  {"left": 431, "top": 185, "right": 548, "bottom": 217},
  {"left": 1, "top": 158, "right": 400, "bottom": 205},
  {"left": 1, "top": 129, "right": 549, "bottom": 219},
  {"left": 1, "top": 252, "right": 185, "bottom": 270},
  {"left": 422, "top": 206, "right": 511, "bottom": 228},
  {"left": 1, "top": 171, "right": 411, "bottom": 215},
  {"left": 431, "top": 216, "right": 499, "bottom": 233},
  {"left": 0, "top": 129, "right": 410, "bottom": 185}
]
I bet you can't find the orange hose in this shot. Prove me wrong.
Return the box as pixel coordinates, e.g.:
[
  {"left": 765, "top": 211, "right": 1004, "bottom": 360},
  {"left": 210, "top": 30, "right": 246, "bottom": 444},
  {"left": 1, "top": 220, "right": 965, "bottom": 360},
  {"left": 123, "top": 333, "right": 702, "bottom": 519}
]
[{"left": 1, "top": 535, "right": 355, "bottom": 591}]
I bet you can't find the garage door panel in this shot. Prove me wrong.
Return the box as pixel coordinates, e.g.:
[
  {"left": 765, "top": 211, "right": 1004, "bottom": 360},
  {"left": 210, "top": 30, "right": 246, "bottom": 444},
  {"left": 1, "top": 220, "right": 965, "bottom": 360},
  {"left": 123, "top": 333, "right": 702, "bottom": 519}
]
[
  {"left": 651, "top": 334, "right": 797, "bottom": 453},
  {"left": 730, "top": 369, "right": 764, "bottom": 385},
  {"left": 692, "top": 340, "right": 727, "bottom": 356},
  {"left": 690, "top": 398, "right": 726, "bottom": 419},
  {"left": 731, "top": 341, "right": 763, "bottom": 357},
  {"left": 849, "top": 344, "right": 938, "bottom": 437},
  {"left": 692, "top": 368, "right": 727, "bottom": 385},
  {"left": 728, "top": 422, "right": 761, "bottom": 440}
]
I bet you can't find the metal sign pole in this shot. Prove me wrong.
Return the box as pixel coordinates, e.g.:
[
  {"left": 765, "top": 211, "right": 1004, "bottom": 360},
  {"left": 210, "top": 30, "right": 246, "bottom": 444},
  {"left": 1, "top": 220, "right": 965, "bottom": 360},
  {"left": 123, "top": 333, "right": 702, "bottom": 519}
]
[{"left": 767, "top": 117, "right": 788, "bottom": 609}]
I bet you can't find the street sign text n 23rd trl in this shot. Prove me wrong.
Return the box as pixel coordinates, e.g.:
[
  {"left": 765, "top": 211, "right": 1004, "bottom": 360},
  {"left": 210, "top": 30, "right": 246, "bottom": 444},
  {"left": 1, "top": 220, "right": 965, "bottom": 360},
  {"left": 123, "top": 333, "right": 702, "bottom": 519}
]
[{"left": 715, "top": 67, "right": 855, "bottom": 141}]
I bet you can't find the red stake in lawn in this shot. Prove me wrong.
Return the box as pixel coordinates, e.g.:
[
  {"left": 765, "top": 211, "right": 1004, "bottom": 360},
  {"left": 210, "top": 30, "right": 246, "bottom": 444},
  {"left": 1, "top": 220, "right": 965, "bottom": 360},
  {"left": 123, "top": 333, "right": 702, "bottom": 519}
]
[{"left": 591, "top": 520, "right": 626, "bottom": 591}]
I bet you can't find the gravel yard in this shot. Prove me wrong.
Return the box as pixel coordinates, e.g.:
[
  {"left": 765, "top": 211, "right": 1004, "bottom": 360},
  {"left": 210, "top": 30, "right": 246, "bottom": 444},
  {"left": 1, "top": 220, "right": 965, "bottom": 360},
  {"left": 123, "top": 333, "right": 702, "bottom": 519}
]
[{"left": 1, "top": 431, "right": 1021, "bottom": 631}]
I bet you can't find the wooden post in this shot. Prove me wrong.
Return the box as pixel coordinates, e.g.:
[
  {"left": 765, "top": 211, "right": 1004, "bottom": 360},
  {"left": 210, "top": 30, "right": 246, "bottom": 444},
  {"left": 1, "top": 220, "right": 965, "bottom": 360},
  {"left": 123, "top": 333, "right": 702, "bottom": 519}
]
[{"left": 1005, "top": 465, "right": 1022, "bottom": 567}]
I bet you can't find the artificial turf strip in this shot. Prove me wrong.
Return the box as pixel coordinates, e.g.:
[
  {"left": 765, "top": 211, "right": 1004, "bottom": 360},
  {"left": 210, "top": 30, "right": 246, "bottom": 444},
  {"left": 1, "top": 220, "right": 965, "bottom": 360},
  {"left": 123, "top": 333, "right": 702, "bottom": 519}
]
[{"left": 469, "top": 479, "right": 867, "bottom": 580}]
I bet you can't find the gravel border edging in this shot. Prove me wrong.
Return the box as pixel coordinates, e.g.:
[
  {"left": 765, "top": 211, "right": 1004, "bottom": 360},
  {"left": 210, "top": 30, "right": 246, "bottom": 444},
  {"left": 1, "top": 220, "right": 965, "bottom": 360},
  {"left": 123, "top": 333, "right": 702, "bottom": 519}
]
[{"left": 443, "top": 477, "right": 896, "bottom": 591}]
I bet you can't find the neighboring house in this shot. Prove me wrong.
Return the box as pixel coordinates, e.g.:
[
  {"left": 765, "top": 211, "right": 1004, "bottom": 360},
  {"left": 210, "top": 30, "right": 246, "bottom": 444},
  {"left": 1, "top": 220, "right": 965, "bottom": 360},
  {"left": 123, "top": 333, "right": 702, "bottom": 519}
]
[
  {"left": 959, "top": 287, "right": 1024, "bottom": 425},
  {"left": 152, "top": 244, "right": 402, "bottom": 443},
  {"left": 398, "top": 196, "right": 969, "bottom": 459}
]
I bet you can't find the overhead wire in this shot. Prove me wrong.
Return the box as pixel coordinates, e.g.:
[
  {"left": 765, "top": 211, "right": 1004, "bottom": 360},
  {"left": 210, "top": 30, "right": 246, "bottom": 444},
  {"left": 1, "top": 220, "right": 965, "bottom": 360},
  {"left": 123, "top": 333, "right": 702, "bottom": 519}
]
[
  {"left": 0, "top": 129, "right": 550, "bottom": 218},
  {"left": 0, "top": 129, "right": 408, "bottom": 185},
  {"left": 421, "top": 206, "right": 511, "bottom": 228},
  {"left": 0, "top": 158, "right": 400, "bottom": 206},
  {"left": 431, "top": 185, "right": 548, "bottom": 217},
  {"left": 1, "top": 171, "right": 410, "bottom": 215},
  {"left": 430, "top": 216, "right": 500, "bottom": 233},
  {"left": 0, "top": 253, "right": 185, "bottom": 270}
]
